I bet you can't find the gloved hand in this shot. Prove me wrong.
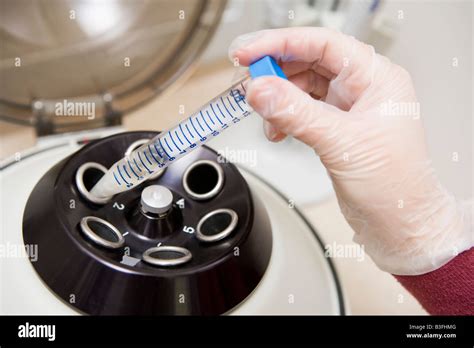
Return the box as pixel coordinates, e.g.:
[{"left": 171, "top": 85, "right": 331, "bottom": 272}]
[{"left": 229, "top": 27, "right": 473, "bottom": 275}]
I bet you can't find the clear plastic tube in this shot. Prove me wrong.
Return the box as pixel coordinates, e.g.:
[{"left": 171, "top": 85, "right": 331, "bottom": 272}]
[{"left": 90, "top": 75, "right": 252, "bottom": 198}]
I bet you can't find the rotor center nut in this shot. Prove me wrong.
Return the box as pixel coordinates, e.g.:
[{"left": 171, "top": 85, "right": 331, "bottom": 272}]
[{"left": 140, "top": 185, "right": 173, "bottom": 216}]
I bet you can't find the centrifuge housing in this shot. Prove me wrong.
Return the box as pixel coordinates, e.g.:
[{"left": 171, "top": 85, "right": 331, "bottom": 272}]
[
  {"left": 22, "top": 131, "right": 273, "bottom": 315},
  {"left": 1, "top": 0, "right": 344, "bottom": 315}
]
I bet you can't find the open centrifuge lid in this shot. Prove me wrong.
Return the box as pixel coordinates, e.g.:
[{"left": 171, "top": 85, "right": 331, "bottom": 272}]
[{"left": 0, "top": 0, "right": 225, "bottom": 133}]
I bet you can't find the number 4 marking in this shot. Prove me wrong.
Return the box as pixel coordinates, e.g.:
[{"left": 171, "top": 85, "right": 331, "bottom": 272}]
[{"left": 176, "top": 198, "right": 185, "bottom": 209}]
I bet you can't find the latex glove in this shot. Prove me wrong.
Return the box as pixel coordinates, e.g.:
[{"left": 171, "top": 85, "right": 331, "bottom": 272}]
[{"left": 229, "top": 27, "right": 473, "bottom": 275}]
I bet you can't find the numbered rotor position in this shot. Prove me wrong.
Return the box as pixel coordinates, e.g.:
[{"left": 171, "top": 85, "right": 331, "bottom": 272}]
[{"left": 22, "top": 131, "right": 272, "bottom": 315}]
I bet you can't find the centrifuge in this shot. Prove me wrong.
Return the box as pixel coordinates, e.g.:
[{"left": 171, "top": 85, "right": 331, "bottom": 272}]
[{"left": 0, "top": 0, "right": 345, "bottom": 315}]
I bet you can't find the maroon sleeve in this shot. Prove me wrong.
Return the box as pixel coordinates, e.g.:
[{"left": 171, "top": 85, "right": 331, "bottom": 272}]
[{"left": 394, "top": 248, "right": 474, "bottom": 315}]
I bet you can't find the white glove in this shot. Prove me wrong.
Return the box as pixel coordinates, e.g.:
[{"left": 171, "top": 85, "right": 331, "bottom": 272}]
[{"left": 229, "top": 27, "right": 473, "bottom": 275}]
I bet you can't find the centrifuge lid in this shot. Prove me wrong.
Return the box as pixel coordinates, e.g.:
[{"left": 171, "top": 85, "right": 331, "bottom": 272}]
[{"left": 0, "top": 0, "right": 225, "bottom": 132}]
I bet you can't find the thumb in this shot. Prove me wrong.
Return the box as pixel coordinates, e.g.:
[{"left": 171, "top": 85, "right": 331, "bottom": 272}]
[{"left": 246, "top": 76, "right": 345, "bottom": 151}]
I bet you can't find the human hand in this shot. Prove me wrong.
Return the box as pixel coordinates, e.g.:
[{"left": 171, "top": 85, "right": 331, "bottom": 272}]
[{"left": 229, "top": 27, "right": 473, "bottom": 275}]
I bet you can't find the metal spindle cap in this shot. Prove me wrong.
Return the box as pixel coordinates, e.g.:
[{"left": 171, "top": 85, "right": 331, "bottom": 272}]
[{"left": 140, "top": 185, "right": 173, "bottom": 215}]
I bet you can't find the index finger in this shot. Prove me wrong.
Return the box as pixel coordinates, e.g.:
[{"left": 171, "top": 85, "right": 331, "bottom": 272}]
[{"left": 229, "top": 27, "right": 374, "bottom": 79}]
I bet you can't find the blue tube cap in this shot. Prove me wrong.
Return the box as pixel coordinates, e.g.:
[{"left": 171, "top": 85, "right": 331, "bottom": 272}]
[{"left": 249, "top": 56, "right": 287, "bottom": 80}]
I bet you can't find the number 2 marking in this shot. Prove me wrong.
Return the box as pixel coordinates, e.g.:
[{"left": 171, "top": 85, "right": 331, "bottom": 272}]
[{"left": 113, "top": 202, "right": 125, "bottom": 210}]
